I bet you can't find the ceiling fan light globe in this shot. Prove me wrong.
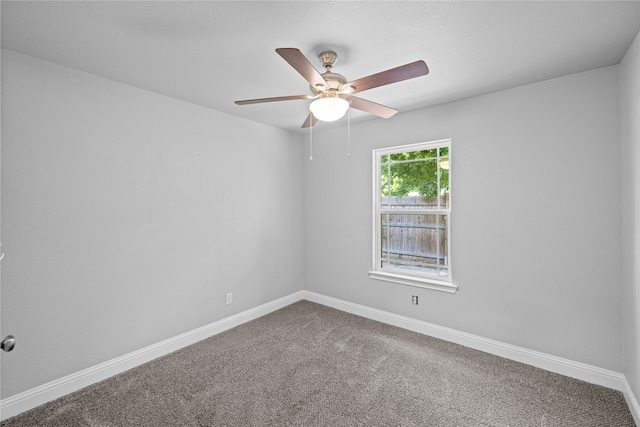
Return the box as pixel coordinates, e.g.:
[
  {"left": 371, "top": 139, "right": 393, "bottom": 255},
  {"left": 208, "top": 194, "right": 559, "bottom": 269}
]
[{"left": 309, "top": 97, "right": 349, "bottom": 122}]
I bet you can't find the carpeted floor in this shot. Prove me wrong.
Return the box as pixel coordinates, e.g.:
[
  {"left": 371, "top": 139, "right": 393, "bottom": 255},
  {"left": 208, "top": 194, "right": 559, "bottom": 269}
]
[{"left": 1, "top": 300, "right": 635, "bottom": 426}]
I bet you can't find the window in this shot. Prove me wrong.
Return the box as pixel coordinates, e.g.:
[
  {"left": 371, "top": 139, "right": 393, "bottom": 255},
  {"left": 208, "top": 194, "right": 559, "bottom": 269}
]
[{"left": 369, "top": 139, "right": 456, "bottom": 293}]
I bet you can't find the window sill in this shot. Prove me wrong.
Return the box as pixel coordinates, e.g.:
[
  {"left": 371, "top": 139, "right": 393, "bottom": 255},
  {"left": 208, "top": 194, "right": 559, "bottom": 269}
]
[{"left": 368, "top": 270, "right": 458, "bottom": 294}]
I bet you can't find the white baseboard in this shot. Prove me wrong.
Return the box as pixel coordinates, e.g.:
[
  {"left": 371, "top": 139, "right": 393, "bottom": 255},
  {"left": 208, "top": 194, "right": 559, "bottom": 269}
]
[
  {"left": 301, "top": 291, "right": 640, "bottom": 423},
  {"left": 0, "top": 291, "right": 306, "bottom": 421},
  {"left": 622, "top": 377, "right": 640, "bottom": 426},
  {"left": 3, "top": 290, "right": 639, "bottom": 424}
]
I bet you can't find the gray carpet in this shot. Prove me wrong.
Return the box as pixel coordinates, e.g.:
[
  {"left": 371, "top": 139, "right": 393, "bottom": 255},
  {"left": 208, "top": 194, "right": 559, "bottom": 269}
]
[{"left": 1, "top": 300, "right": 635, "bottom": 426}]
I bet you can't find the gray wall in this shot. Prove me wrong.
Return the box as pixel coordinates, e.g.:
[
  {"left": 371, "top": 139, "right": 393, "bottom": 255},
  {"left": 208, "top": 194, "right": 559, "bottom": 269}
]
[
  {"left": 621, "top": 31, "right": 640, "bottom": 405},
  {"left": 0, "top": 49, "right": 304, "bottom": 398},
  {"left": 303, "top": 65, "right": 623, "bottom": 372}
]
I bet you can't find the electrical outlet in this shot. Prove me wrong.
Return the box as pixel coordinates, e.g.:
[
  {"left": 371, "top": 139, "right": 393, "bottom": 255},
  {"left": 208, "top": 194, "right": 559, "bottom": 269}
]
[
  {"left": 412, "top": 295, "right": 419, "bottom": 305},
  {"left": 225, "top": 293, "right": 233, "bottom": 305}
]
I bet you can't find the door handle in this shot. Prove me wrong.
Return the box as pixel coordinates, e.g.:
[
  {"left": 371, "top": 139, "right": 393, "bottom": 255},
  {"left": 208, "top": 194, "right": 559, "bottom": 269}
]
[{"left": 1, "top": 335, "right": 16, "bottom": 352}]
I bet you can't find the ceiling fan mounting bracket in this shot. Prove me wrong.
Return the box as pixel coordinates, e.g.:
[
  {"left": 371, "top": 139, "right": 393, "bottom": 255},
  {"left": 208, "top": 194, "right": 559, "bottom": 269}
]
[{"left": 318, "top": 51, "right": 338, "bottom": 70}]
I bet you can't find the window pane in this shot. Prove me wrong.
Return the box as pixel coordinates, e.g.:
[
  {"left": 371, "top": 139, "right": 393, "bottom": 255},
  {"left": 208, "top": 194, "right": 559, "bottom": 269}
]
[
  {"left": 379, "top": 158, "right": 439, "bottom": 209},
  {"left": 380, "top": 213, "right": 449, "bottom": 277}
]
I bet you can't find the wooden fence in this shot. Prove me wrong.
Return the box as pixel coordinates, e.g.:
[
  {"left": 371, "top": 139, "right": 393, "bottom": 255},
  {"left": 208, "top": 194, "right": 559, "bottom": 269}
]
[{"left": 380, "top": 196, "right": 449, "bottom": 269}]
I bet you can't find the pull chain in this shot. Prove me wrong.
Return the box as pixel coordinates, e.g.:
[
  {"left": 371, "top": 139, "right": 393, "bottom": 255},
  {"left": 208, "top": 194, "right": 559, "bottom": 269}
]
[
  {"left": 309, "top": 113, "right": 313, "bottom": 161},
  {"left": 347, "top": 108, "right": 351, "bottom": 157}
]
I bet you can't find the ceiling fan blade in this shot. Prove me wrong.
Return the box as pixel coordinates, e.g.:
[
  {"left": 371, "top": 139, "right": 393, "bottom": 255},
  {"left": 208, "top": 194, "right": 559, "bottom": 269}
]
[
  {"left": 345, "top": 60, "right": 429, "bottom": 94},
  {"left": 276, "top": 48, "right": 329, "bottom": 90},
  {"left": 347, "top": 96, "right": 397, "bottom": 119},
  {"left": 235, "top": 94, "right": 315, "bottom": 105},
  {"left": 301, "top": 113, "right": 319, "bottom": 128}
]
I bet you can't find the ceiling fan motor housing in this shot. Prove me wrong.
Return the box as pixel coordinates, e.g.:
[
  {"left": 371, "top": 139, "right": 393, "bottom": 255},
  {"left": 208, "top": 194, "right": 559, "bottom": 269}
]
[{"left": 311, "top": 72, "right": 347, "bottom": 94}]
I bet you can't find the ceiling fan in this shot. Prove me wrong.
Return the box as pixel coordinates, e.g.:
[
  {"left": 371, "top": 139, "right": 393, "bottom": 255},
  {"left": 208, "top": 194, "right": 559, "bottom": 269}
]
[{"left": 235, "top": 48, "right": 429, "bottom": 128}]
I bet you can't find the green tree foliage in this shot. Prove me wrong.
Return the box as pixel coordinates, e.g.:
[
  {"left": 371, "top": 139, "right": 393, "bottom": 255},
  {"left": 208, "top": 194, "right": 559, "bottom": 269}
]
[{"left": 381, "top": 148, "right": 449, "bottom": 197}]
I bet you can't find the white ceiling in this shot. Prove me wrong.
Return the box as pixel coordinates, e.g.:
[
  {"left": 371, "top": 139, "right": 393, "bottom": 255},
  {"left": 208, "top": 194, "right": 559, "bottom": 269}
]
[{"left": 2, "top": 1, "right": 639, "bottom": 133}]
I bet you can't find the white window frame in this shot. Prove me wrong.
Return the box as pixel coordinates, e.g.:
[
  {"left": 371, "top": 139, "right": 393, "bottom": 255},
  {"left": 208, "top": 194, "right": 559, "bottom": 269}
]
[{"left": 368, "top": 139, "right": 457, "bottom": 294}]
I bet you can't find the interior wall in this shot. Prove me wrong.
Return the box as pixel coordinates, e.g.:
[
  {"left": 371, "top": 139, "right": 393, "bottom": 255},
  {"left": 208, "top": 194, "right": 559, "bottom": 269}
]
[
  {"left": 620, "top": 30, "right": 640, "bottom": 403},
  {"left": 0, "top": 49, "right": 304, "bottom": 399},
  {"left": 303, "top": 65, "right": 622, "bottom": 372}
]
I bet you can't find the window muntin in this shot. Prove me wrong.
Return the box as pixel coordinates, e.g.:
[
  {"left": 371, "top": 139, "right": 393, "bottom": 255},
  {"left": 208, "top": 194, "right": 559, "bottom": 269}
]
[{"left": 370, "top": 140, "right": 455, "bottom": 292}]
